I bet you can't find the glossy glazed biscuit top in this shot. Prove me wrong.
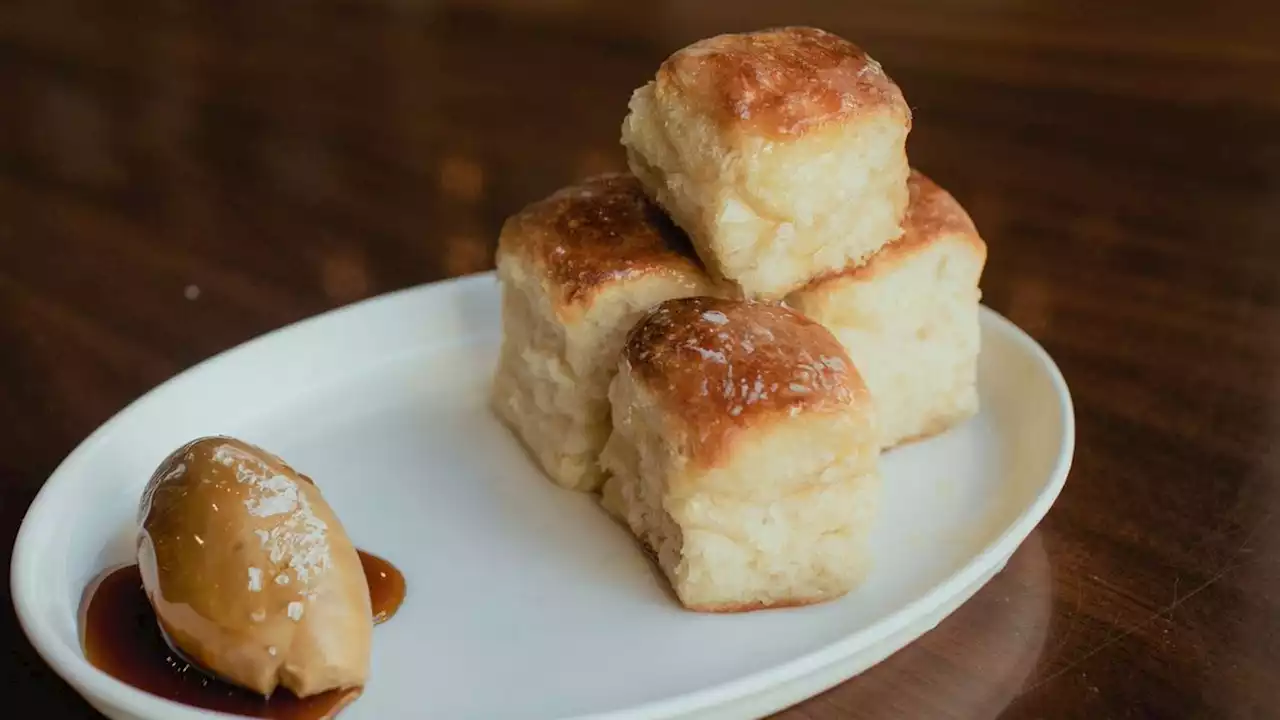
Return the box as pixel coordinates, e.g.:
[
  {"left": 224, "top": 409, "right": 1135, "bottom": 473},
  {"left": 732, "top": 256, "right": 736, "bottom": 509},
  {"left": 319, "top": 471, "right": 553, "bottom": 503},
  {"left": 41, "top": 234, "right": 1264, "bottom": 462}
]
[
  {"left": 623, "top": 297, "right": 865, "bottom": 465},
  {"left": 656, "top": 26, "right": 909, "bottom": 138},
  {"left": 499, "top": 173, "right": 706, "bottom": 307}
]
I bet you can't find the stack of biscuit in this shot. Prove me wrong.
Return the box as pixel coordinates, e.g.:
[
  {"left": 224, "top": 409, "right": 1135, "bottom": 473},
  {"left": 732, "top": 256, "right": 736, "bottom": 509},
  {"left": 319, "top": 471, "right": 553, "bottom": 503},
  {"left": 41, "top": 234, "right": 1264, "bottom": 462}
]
[{"left": 491, "top": 27, "right": 987, "bottom": 613}]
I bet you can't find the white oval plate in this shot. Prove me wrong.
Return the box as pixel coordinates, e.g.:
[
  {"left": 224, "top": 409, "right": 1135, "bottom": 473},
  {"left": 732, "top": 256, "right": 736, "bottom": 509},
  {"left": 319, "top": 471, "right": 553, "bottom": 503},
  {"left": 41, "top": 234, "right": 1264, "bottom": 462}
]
[{"left": 11, "top": 272, "right": 1073, "bottom": 720}]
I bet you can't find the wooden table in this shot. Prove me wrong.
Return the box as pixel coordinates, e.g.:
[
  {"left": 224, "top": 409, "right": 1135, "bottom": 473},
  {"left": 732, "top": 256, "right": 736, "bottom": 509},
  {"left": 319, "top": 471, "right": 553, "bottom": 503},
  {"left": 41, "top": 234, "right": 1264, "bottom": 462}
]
[{"left": 2, "top": 1, "right": 1278, "bottom": 718}]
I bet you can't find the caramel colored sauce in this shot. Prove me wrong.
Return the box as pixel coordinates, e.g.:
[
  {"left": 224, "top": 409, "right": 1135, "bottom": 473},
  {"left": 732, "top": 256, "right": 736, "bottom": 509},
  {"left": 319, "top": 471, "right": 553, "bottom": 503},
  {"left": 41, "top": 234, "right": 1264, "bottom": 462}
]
[
  {"left": 80, "top": 550, "right": 404, "bottom": 719},
  {"left": 360, "top": 551, "right": 406, "bottom": 626}
]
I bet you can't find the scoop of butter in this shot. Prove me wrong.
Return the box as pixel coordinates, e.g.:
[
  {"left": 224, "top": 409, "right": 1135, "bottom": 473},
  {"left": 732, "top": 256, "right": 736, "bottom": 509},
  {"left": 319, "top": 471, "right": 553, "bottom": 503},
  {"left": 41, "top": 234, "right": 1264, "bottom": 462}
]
[{"left": 137, "top": 436, "right": 372, "bottom": 697}]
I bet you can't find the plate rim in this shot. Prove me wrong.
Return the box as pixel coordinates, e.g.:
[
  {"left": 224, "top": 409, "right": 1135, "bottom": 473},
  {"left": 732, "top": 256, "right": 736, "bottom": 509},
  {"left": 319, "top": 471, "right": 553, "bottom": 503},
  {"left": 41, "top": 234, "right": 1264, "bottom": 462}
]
[{"left": 10, "top": 271, "right": 1075, "bottom": 720}]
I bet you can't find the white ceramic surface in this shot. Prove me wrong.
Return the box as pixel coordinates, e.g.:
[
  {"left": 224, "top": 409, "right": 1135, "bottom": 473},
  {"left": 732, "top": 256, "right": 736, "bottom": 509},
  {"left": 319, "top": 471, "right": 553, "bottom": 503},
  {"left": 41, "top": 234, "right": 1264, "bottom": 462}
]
[{"left": 11, "top": 272, "right": 1074, "bottom": 720}]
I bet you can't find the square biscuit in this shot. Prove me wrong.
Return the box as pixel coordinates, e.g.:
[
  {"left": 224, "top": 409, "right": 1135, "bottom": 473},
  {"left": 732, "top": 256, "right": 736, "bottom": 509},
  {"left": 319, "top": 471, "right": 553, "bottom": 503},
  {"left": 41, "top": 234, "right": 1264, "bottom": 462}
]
[
  {"left": 600, "top": 297, "right": 880, "bottom": 612},
  {"left": 622, "top": 27, "right": 912, "bottom": 299},
  {"left": 492, "top": 173, "right": 720, "bottom": 492},
  {"left": 786, "top": 170, "right": 987, "bottom": 449}
]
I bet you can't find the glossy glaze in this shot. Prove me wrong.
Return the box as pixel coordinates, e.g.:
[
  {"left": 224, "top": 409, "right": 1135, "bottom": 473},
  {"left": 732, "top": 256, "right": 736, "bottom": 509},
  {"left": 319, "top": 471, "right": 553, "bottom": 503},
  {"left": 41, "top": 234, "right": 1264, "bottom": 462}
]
[
  {"left": 498, "top": 173, "right": 704, "bottom": 308},
  {"left": 653, "top": 26, "right": 909, "bottom": 137},
  {"left": 623, "top": 296, "right": 865, "bottom": 469},
  {"left": 2, "top": 1, "right": 1278, "bottom": 718}
]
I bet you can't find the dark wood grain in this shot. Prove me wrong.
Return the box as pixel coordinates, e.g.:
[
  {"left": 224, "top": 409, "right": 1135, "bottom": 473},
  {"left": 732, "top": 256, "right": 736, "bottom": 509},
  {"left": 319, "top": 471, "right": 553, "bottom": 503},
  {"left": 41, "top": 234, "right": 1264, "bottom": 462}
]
[{"left": 3, "top": 1, "right": 1279, "bottom": 718}]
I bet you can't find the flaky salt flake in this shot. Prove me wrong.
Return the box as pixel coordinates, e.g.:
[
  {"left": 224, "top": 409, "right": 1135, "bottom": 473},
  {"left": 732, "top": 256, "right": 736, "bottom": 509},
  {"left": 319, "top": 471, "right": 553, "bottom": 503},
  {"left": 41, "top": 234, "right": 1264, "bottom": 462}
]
[
  {"left": 212, "top": 445, "right": 239, "bottom": 466},
  {"left": 689, "top": 345, "right": 727, "bottom": 364},
  {"left": 701, "top": 310, "right": 729, "bottom": 325},
  {"left": 162, "top": 463, "right": 186, "bottom": 483}
]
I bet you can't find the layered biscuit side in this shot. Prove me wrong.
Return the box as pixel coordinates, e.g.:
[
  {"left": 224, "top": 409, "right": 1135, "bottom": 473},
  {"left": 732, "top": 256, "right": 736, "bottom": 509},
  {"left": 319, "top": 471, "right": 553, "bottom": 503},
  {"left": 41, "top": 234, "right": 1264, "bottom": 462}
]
[{"left": 787, "top": 170, "right": 988, "bottom": 449}]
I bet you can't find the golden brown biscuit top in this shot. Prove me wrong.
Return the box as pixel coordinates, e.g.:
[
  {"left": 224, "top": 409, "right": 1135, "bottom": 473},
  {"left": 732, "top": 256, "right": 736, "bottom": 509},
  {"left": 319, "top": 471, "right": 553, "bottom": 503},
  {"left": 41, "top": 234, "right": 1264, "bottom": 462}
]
[
  {"left": 902, "top": 170, "right": 979, "bottom": 242},
  {"left": 795, "top": 170, "right": 986, "bottom": 291},
  {"left": 623, "top": 297, "right": 865, "bottom": 464},
  {"left": 498, "top": 173, "right": 706, "bottom": 307},
  {"left": 657, "top": 27, "right": 909, "bottom": 138}
]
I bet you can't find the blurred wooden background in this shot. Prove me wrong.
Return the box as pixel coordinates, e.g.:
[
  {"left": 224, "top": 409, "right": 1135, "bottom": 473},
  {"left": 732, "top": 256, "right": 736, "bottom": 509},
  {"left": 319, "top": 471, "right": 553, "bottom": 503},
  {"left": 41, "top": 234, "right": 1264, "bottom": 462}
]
[{"left": 2, "top": 1, "right": 1279, "bottom": 718}]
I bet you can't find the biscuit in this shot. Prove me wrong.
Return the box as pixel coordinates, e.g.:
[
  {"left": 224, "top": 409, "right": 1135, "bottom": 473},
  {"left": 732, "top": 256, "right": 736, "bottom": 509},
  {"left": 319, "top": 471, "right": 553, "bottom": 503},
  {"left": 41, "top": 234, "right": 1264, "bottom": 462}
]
[
  {"left": 622, "top": 27, "right": 911, "bottom": 299},
  {"left": 600, "top": 297, "right": 880, "bottom": 611},
  {"left": 787, "top": 170, "right": 987, "bottom": 448}
]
